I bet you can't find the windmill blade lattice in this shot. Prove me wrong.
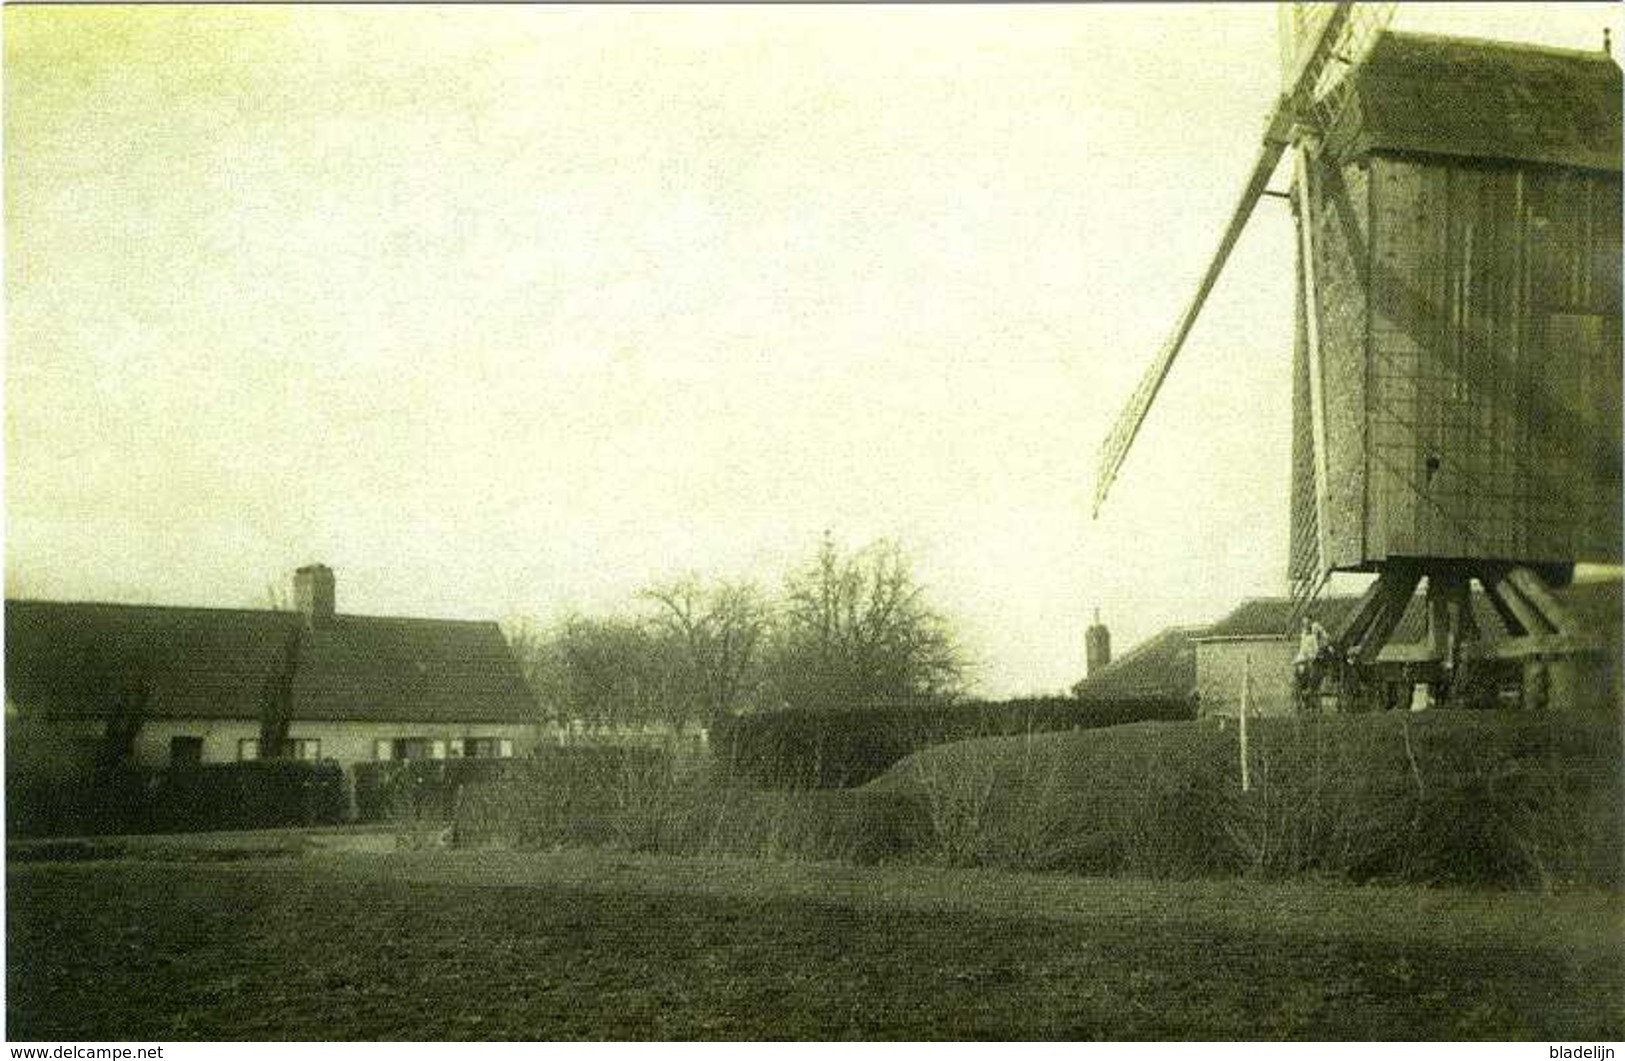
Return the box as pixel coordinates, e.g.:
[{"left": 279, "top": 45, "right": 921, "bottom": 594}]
[
  {"left": 1091, "top": 2, "right": 1363, "bottom": 517},
  {"left": 1291, "top": 2, "right": 1398, "bottom": 135}
]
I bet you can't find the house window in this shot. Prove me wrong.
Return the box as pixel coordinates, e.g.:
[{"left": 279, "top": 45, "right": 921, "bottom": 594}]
[
  {"left": 169, "top": 736, "right": 204, "bottom": 767},
  {"left": 458, "top": 738, "right": 513, "bottom": 759},
  {"left": 376, "top": 738, "right": 445, "bottom": 761},
  {"left": 242, "top": 738, "right": 320, "bottom": 760}
]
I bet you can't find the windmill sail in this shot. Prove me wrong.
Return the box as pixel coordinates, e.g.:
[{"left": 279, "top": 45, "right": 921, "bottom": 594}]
[{"left": 1091, "top": 2, "right": 1360, "bottom": 517}]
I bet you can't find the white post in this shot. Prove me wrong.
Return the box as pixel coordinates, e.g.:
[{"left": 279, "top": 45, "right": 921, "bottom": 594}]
[{"left": 1239, "top": 654, "right": 1252, "bottom": 793}]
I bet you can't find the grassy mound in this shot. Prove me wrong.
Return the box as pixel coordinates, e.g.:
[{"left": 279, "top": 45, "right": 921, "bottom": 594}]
[{"left": 871, "top": 711, "right": 1623, "bottom": 890}]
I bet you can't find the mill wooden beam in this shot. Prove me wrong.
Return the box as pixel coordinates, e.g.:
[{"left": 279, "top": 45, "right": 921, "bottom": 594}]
[
  {"left": 1491, "top": 572, "right": 1554, "bottom": 637},
  {"left": 1478, "top": 574, "right": 1527, "bottom": 636},
  {"left": 1505, "top": 566, "right": 1580, "bottom": 636},
  {"left": 1356, "top": 568, "right": 1422, "bottom": 664},
  {"left": 1331, "top": 577, "right": 1387, "bottom": 652}
]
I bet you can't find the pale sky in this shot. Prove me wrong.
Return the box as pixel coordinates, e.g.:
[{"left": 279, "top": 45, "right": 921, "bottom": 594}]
[{"left": 6, "top": 3, "right": 1620, "bottom": 696}]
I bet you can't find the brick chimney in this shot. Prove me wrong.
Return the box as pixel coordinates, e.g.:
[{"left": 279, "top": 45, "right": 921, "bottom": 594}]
[
  {"left": 1085, "top": 608, "right": 1111, "bottom": 677},
  {"left": 294, "top": 564, "right": 336, "bottom": 628}
]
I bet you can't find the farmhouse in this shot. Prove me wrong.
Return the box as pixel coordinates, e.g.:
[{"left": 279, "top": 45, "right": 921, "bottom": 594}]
[{"left": 4, "top": 565, "right": 541, "bottom": 770}]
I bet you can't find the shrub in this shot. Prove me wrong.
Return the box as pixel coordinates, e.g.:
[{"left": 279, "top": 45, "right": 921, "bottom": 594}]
[
  {"left": 455, "top": 771, "right": 928, "bottom": 864},
  {"left": 713, "top": 696, "right": 1194, "bottom": 789},
  {"left": 1221, "top": 712, "right": 1624, "bottom": 888},
  {"left": 648, "top": 788, "right": 930, "bottom": 864},
  {"left": 448, "top": 745, "right": 676, "bottom": 845},
  {"left": 353, "top": 745, "right": 674, "bottom": 824},
  {"left": 352, "top": 759, "right": 507, "bottom": 823},
  {"left": 879, "top": 711, "right": 1624, "bottom": 890}
]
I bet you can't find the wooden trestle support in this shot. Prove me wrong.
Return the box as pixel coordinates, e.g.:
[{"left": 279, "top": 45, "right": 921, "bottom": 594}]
[{"left": 1308, "top": 562, "right": 1611, "bottom": 712}]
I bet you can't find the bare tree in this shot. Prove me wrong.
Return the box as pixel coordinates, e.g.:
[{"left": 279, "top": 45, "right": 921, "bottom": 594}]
[
  {"left": 770, "top": 534, "right": 965, "bottom": 711},
  {"left": 641, "top": 577, "right": 770, "bottom": 731},
  {"left": 508, "top": 536, "right": 963, "bottom": 728},
  {"left": 513, "top": 615, "right": 687, "bottom": 733},
  {"left": 257, "top": 623, "right": 302, "bottom": 759},
  {"left": 503, "top": 617, "right": 562, "bottom": 723},
  {"left": 77, "top": 641, "right": 153, "bottom": 775}
]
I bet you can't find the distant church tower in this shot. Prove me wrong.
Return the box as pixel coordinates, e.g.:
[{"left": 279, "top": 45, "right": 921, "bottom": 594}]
[{"left": 1085, "top": 608, "right": 1111, "bottom": 676}]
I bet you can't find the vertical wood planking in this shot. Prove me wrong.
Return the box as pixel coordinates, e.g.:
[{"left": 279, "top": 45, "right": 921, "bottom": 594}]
[
  {"left": 1338, "top": 151, "right": 1618, "bottom": 568},
  {"left": 1529, "top": 169, "right": 1576, "bottom": 558},
  {"left": 1368, "top": 156, "right": 1419, "bottom": 561},
  {"left": 1512, "top": 166, "right": 1532, "bottom": 559},
  {"left": 1416, "top": 162, "right": 1448, "bottom": 556}
]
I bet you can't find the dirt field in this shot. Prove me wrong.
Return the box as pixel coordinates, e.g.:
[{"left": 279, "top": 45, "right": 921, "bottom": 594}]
[{"left": 9, "top": 850, "right": 1623, "bottom": 1040}]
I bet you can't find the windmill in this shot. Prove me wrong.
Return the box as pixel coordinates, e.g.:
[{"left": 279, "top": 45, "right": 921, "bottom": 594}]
[{"left": 1093, "top": 3, "right": 1623, "bottom": 709}]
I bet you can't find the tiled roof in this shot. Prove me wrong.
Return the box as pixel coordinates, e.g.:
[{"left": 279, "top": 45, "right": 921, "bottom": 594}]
[
  {"left": 1072, "top": 624, "right": 1208, "bottom": 702},
  {"left": 1197, "top": 597, "right": 1361, "bottom": 641},
  {"left": 1326, "top": 32, "right": 1621, "bottom": 172},
  {"left": 4, "top": 600, "right": 538, "bottom": 725}
]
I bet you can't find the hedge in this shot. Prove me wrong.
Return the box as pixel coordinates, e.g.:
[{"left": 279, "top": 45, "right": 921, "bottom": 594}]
[
  {"left": 712, "top": 696, "right": 1195, "bottom": 789},
  {"left": 6, "top": 760, "right": 348, "bottom": 838},
  {"left": 356, "top": 745, "right": 674, "bottom": 824}
]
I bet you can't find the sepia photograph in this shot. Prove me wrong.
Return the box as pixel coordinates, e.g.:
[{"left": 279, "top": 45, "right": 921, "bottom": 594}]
[{"left": 4, "top": 0, "right": 1622, "bottom": 1044}]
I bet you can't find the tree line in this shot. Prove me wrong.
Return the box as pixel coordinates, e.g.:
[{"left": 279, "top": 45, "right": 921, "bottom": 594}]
[{"left": 506, "top": 534, "right": 968, "bottom": 733}]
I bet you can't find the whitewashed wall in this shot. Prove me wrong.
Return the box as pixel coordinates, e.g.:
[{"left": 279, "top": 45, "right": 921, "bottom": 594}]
[
  {"left": 1196, "top": 638, "right": 1297, "bottom": 718},
  {"left": 20, "top": 718, "right": 543, "bottom": 767}
]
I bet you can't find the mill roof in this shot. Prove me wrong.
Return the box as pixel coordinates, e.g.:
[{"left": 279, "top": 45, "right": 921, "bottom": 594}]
[
  {"left": 4, "top": 599, "right": 539, "bottom": 725},
  {"left": 1325, "top": 31, "right": 1622, "bottom": 172},
  {"left": 1072, "top": 624, "right": 1209, "bottom": 702}
]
